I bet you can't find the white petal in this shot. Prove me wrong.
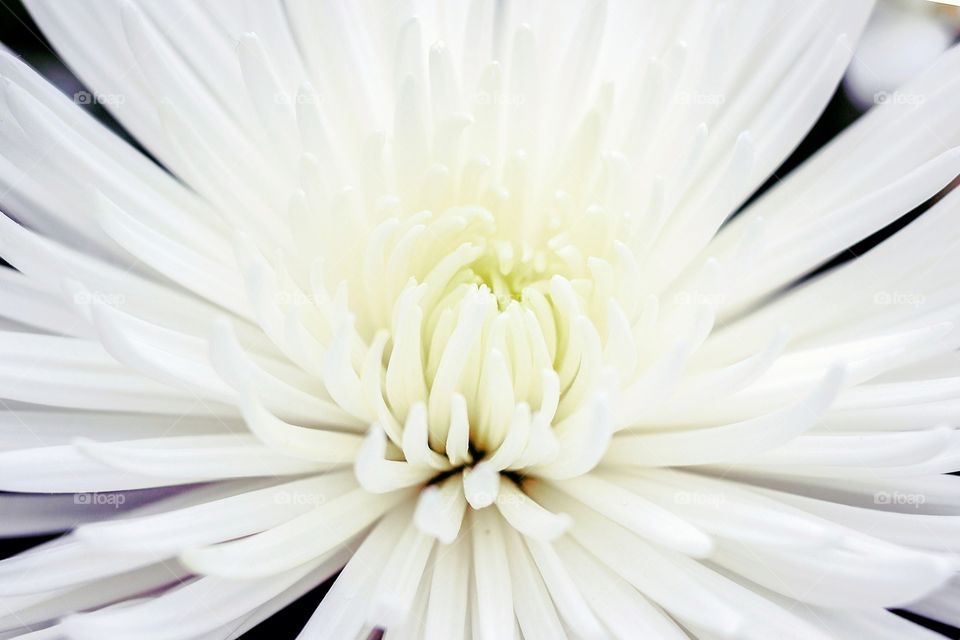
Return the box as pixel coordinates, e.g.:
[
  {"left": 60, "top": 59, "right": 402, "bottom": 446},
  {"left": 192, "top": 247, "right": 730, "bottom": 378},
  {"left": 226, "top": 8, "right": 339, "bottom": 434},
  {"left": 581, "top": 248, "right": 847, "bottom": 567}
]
[
  {"left": 494, "top": 479, "right": 570, "bottom": 541},
  {"left": 414, "top": 474, "right": 467, "bottom": 544},
  {"left": 469, "top": 508, "right": 515, "bottom": 640},
  {"left": 606, "top": 365, "right": 844, "bottom": 466},
  {"left": 296, "top": 504, "right": 413, "bottom": 640},
  {"left": 74, "top": 472, "right": 356, "bottom": 554},
  {"left": 367, "top": 520, "right": 435, "bottom": 627},
  {"left": 180, "top": 488, "right": 412, "bottom": 579},
  {"left": 355, "top": 424, "right": 435, "bottom": 493},
  {"left": 423, "top": 529, "right": 471, "bottom": 640}
]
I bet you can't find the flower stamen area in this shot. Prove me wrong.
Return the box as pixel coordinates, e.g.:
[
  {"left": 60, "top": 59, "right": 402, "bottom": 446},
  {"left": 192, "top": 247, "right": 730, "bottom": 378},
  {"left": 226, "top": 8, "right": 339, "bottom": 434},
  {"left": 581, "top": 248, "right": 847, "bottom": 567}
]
[{"left": 336, "top": 201, "right": 632, "bottom": 531}]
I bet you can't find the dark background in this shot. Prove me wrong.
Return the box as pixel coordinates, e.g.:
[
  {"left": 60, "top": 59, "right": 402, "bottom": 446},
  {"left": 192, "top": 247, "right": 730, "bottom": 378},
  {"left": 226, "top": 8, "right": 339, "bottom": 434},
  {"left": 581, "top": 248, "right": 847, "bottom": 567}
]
[{"left": 0, "top": 0, "right": 957, "bottom": 638}]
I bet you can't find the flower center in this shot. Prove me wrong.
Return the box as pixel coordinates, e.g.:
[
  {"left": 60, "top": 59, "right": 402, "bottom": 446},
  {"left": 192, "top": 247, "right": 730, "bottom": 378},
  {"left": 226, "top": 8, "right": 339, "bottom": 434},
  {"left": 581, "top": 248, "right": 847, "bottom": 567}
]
[
  {"left": 468, "top": 239, "right": 566, "bottom": 310},
  {"left": 342, "top": 200, "right": 638, "bottom": 507}
]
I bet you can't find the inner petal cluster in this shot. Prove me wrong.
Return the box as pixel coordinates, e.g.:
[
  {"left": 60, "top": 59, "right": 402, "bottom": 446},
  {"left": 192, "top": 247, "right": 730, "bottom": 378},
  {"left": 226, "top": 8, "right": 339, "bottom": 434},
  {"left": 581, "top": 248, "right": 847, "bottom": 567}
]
[{"left": 340, "top": 203, "right": 633, "bottom": 522}]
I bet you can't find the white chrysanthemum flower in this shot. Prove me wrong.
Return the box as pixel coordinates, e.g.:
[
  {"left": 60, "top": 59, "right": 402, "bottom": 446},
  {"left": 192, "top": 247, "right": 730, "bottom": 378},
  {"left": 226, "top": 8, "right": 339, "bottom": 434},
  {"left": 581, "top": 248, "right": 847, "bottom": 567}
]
[{"left": 2, "top": 1, "right": 960, "bottom": 638}]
